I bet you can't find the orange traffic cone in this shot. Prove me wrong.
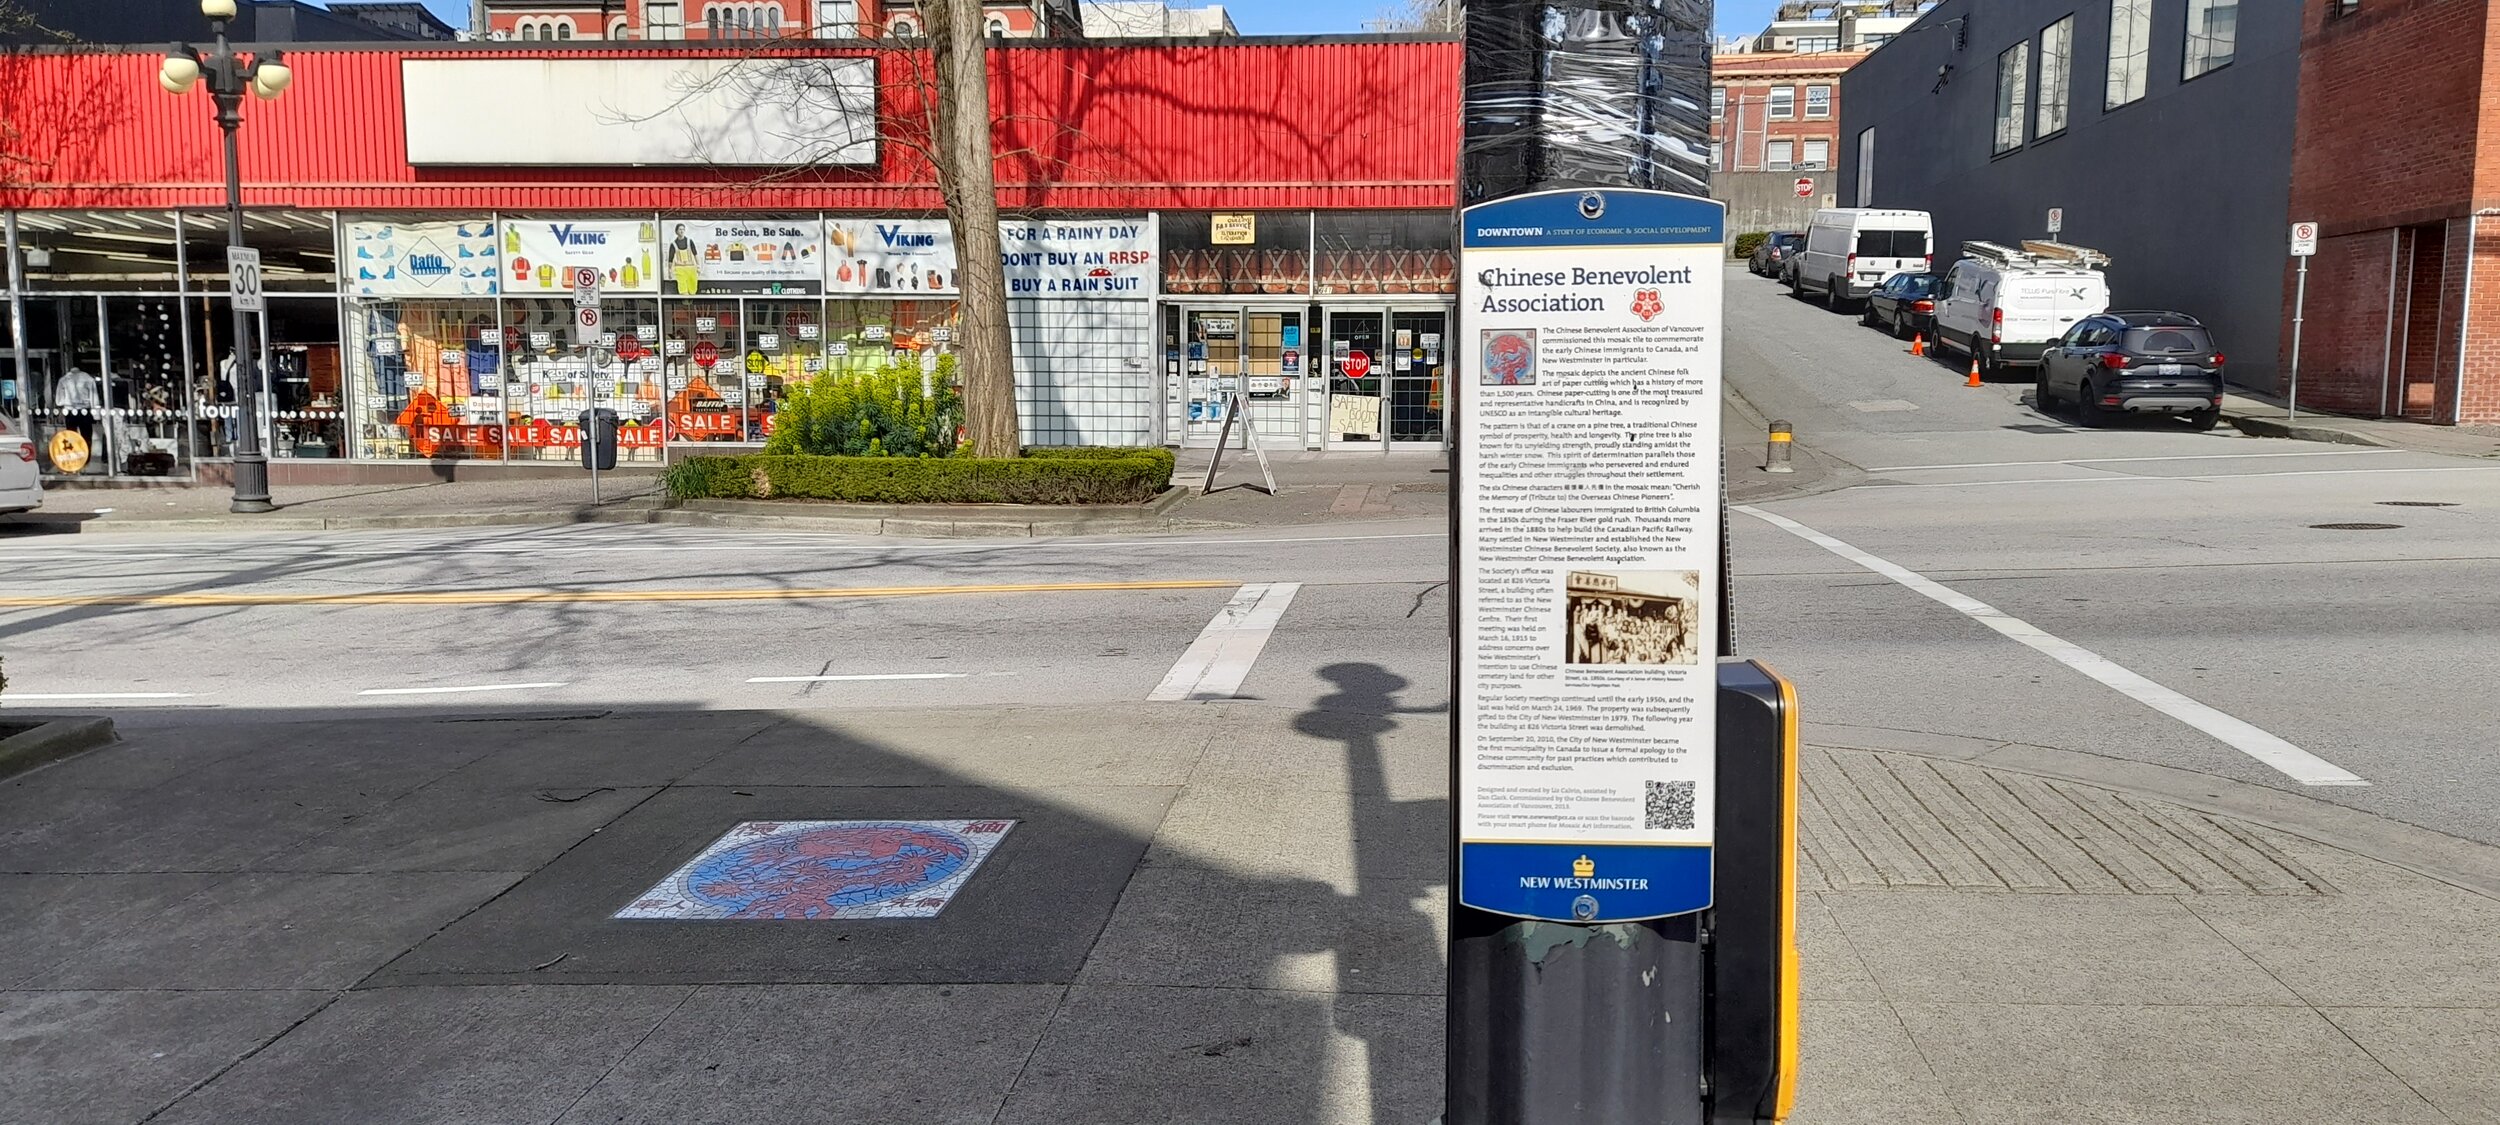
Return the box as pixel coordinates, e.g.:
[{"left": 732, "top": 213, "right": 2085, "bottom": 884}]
[
  {"left": 1909, "top": 333, "right": 1925, "bottom": 357},
  {"left": 1966, "top": 358, "right": 1984, "bottom": 387}
]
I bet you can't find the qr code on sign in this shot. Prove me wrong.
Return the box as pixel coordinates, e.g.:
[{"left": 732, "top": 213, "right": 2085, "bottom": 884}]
[{"left": 1645, "top": 780, "right": 1696, "bottom": 831}]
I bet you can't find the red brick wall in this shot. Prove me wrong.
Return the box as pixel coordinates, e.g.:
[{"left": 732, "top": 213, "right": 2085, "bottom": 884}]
[
  {"left": 2282, "top": 231, "right": 2399, "bottom": 414},
  {"left": 2460, "top": 217, "right": 2500, "bottom": 423}
]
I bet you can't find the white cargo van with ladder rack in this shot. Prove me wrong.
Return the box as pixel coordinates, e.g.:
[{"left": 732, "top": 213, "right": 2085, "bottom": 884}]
[{"left": 1932, "top": 241, "right": 2111, "bottom": 376}]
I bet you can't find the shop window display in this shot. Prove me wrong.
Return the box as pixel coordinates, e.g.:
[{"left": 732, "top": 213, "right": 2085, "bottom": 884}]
[
  {"left": 663, "top": 300, "right": 746, "bottom": 442},
  {"left": 824, "top": 299, "right": 959, "bottom": 381},
  {"left": 346, "top": 298, "right": 503, "bottom": 460},
  {"left": 1315, "top": 211, "right": 1456, "bottom": 295},
  {"left": 503, "top": 297, "right": 665, "bottom": 463}
]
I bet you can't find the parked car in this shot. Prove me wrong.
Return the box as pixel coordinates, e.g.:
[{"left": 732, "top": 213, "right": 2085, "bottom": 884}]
[
  {"left": 2037, "top": 311, "right": 2226, "bottom": 430},
  {"left": 0, "top": 416, "right": 41, "bottom": 515},
  {"left": 1750, "top": 231, "right": 1804, "bottom": 277},
  {"left": 1792, "top": 208, "right": 1933, "bottom": 310},
  {"left": 1931, "top": 241, "right": 2110, "bottom": 376},
  {"left": 1861, "top": 272, "right": 1941, "bottom": 339}
]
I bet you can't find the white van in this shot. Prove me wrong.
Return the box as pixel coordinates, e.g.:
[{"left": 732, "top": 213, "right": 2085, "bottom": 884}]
[
  {"left": 1932, "top": 241, "right": 2112, "bottom": 375},
  {"left": 1792, "top": 208, "right": 1934, "bottom": 309}
]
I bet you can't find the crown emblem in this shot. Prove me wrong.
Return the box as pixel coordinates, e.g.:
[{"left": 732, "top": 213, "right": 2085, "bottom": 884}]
[{"left": 1572, "top": 855, "right": 1596, "bottom": 878}]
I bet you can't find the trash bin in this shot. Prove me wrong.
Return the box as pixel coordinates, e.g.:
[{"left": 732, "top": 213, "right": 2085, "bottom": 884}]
[{"left": 577, "top": 407, "right": 619, "bottom": 471}]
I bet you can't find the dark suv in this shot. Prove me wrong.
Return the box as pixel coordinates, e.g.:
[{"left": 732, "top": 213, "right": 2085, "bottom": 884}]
[
  {"left": 1749, "top": 231, "right": 1803, "bottom": 277},
  {"left": 2038, "top": 311, "right": 2226, "bottom": 430}
]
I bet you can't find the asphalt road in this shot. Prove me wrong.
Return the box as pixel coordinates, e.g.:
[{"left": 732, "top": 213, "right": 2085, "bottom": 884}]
[{"left": 6, "top": 266, "right": 2499, "bottom": 849}]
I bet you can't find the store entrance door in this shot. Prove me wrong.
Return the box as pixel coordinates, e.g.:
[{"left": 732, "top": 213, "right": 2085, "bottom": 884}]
[
  {"left": 1322, "top": 308, "right": 1386, "bottom": 448},
  {"left": 1386, "top": 308, "right": 1448, "bottom": 448},
  {"left": 1180, "top": 307, "right": 1306, "bottom": 448}
]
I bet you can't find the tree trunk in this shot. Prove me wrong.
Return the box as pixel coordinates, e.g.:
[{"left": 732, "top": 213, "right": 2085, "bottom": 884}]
[{"left": 928, "top": 0, "right": 1020, "bottom": 458}]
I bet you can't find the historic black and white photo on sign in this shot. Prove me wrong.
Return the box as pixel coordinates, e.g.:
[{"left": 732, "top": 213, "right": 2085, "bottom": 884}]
[{"left": 1563, "top": 570, "right": 1702, "bottom": 666}]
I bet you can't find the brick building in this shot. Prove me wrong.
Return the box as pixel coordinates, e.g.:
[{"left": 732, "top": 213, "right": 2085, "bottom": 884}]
[
  {"left": 2283, "top": 0, "right": 2500, "bottom": 423},
  {"left": 479, "top": 0, "right": 1079, "bottom": 40},
  {"left": 1712, "top": 53, "right": 1856, "bottom": 176}
]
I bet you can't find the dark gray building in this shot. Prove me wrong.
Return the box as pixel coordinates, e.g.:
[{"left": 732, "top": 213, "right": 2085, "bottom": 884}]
[
  {"left": 3, "top": 0, "right": 444, "bottom": 45},
  {"left": 1837, "top": 0, "right": 2300, "bottom": 389}
]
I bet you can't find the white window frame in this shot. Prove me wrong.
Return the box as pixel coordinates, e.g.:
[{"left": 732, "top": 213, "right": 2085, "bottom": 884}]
[
  {"left": 1800, "top": 137, "right": 1830, "bottom": 170},
  {"left": 2185, "top": 0, "right": 2239, "bottom": 80},
  {"left": 554, "top": 20, "right": 572, "bottom": 38},
  {"left": 1768, "top": 86, "right": 1795, "bottom": 120},
  {"left": 1710, "top": 139, "right": 1723, "bottom": 171},
  {"left": 1994, "top": 41, "right": 2029, "bottom": 155},
  {"left": 1711, "top": 87, "right": 1725, "bottom": 120},
  {"left": 814, "top": 0, "right": 857, "bottom": 37},
  {"left": 888, "top": 13, "right": 921, "bottom": 36},
  {"left": 607, "top": 17, "right": 628, "bottom": 38},
  {"left": 2037, "top": 16, "right": 2074, "bottom": 137},
  {"left": 1803, "top": 85, "right": 1831, "bottom": 119},
  {"left": 645, "top": 0, "right": 682, "bottom": 39},
  {"left": 1765, "top": 138, "right": 1795, "bottom": 171},
  {"left": 986, "top": 14, "right": 1010, "bottom": 35},
  {"left": 2108, "top": 0, "right": 2153, "bottom": 110}
]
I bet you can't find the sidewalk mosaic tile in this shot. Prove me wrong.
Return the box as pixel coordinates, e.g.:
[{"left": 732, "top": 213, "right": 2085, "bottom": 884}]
[{"left": 617, "top": 820, "right": 1017, "bottom": 920}]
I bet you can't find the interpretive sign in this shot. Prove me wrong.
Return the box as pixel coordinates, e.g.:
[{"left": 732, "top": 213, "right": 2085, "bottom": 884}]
[{"left": 1455, "top": 188, "right": 1724, "bottom": 924}]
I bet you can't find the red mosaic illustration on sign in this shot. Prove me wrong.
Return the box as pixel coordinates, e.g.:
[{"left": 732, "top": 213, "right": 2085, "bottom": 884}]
[{"left": 1630, "top": 289, "right": 1665, "bottom": 322}]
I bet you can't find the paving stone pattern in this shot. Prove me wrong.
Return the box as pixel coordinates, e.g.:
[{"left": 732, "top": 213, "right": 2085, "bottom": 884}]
[{"left": 1800, "top": 746, "right": 2331, "bottom": 896}]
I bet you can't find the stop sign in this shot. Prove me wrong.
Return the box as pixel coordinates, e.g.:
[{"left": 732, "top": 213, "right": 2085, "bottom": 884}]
[
  {"left": 615, "top": 335, "right": 646, "bottom": 363},
  {"left": 692, "top": 340, "right": 720, "bottom": 370},
  {"left": 1793, "top": 177, "right": 1815, "bottom": 198},
  {"left": 1344, "top": 350, "right": 1372, "bottom": 380}
]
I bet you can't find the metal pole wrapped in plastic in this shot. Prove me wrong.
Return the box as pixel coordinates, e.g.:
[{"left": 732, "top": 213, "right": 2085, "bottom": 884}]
[{"left": 1461, "top": 0, "right": 1715, "bottom": 204}]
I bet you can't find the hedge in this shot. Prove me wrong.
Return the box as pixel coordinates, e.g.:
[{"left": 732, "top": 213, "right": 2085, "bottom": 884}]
[
  {"left": 1732, "top": 231, "right": 1769, "bottom": 261},
  {"left": 663, "top": 447, "right": 1176, "bottom": 506}
]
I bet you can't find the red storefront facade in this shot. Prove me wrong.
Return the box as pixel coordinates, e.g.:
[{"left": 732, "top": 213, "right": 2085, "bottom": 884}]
[{"left": 0, "top": 37, "right": 1462, "bottom": 480}]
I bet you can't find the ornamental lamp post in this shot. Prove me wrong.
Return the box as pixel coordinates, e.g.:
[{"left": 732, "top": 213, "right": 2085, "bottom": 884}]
[{"left": 160, "top": 0, "right": 292, "bottom": 513}]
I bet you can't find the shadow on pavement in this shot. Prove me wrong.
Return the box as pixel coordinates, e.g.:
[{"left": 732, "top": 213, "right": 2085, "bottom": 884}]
[{"left": 0, "top": 675, "right": 1450, "bottom": 1124}]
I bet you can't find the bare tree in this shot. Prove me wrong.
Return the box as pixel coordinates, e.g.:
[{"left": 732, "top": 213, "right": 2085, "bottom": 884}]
[
  {"left": 1366, "top": 0, "right": 1461, "bottom": 33},
  {"left": 925, "top": 0, "right": 1019, "bottom": 458}
]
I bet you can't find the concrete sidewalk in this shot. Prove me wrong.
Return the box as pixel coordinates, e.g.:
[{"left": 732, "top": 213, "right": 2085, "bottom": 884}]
[
  {"left": 5, "top": 700, "right": 2496, "bottom": 1122},
  {"left": 2223, "top": 389, "right": 2500, "bottom": 458}
]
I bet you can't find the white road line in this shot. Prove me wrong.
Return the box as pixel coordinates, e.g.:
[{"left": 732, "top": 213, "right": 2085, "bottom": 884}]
[
  {"left": 1735, "top": 505, "right": 2368, "bottom": 788},
  {"left": 745, "top": 673, "right": 969, "bottom": 683},
  {"left": 0, "top": 692, "right": 198, "bottom": 700},
  {"left": 1858, "top": 464, "right": 2500, "bottom": 490},
  {"left": 1867, "top": 449, "right": 2396, "bottom": 472},
  {"left": 1148, "top": 582, "right": 1302, "bottom": 702},
  {"left": 356, "top": 682, "right": 569, "bottom": 697}
]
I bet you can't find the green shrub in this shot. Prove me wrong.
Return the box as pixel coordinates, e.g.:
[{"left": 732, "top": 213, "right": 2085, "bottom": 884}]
[
  {"left": 1732, "top": 231, "right": 1769, "bottom": 261},
  {"left": 765, "top": 355, "right": 961, "bottom": 458},
  {"left": 664, "top": 446, "right": 1175, "bottom": 506}
]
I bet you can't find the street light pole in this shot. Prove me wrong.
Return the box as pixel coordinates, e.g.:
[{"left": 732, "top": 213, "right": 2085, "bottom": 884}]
[{"left": 161, "top": 0, "right": 291, "bottom": 513}]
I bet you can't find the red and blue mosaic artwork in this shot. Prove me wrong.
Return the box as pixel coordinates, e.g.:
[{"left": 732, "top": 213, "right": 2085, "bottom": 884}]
[{"left": 617, "top": 820, "right": 1017, "bottom": 921}]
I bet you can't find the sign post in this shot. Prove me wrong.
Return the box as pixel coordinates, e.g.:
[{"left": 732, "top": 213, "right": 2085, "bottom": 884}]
[
  {"left": 1452, "top": 189, "right": 1730, "bottom": 1124},
  {"left": 2047, "top": 207, "right": 2064, "bottom": 237},
  {"left": 2288, "top": 221, "right": 2318, "bottom": 421}
]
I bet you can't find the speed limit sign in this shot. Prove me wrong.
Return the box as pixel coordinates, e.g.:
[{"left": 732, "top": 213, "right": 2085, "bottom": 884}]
[
  {"left": 573, "top": 304, "right": 603, "bottom": 346},
  {"left": 228, "top": 247, "right": 265, "bottom": 313}
]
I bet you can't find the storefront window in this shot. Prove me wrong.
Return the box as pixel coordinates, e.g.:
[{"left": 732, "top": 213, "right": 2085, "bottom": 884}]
[
  {"left": 1314, "top": 212, "right": 1455, "bottom": 296},
  {"left": 1161, "top": 211, "right": 1312, "bottom": 296},
  {"left": 663, "top": 299, "right": 745, "bottom": 442},
  {"left": 824, "top": 299, "right": 958, "bottom": 378},
  {"left": 345, "top": 297, "right": 502, "bottom": 460}
]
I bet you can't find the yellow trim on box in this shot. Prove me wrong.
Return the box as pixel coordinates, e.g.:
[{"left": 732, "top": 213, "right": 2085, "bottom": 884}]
[{"left": 1767, "top": 661, "right": 1802, "bottom": 1122}]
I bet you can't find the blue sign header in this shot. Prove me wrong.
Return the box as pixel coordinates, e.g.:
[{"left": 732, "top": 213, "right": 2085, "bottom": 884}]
[{"left": 1462, "top": 189, "right": 1727, "bottom": 250}]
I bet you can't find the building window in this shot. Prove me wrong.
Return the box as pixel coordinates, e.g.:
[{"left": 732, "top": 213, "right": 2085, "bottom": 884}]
[
  {"left": 1711, "top": 87, "right": 1726, "bottom": 120},
  {"left": 1768, "top": 86, "right": 1794, "bottom": 119},
  {"left": 607, "top": 17, "right": 628, "bottom": 38},
  {"left": 888, "top": 14, "right": 920, "bottom": 36},
  {"left": 1862, "top": 32, "right": 1893, "bottom": 47},
  {"left": 1710, "top": 140, "right": 1723, "bottom": 170},
  {"left": 1856, "top": 128, "right": 1875, "bottom": 206},
  {"left": 1804, "top": 85, "right": 1830, "bottom": 119},
  {"left": 1796, "top": 36, "right": 1838, "bottom": 52},
  {"left": 707, "top": 8, "right": 722, "bottom": 35},
  {"left": 2108, "top": 0, "right": 2152, "bottom": 109},
  {"left": 2185, "top": 0, "right": 2239, "bottom": 79},
  {"left": 554, "top": 20, "right": 572, "bottom": 38},
  {"left": 2036, "top": 16, "right": 2074, "bottom": 137},
  {"left": 986, "top": 15, "right": 1010, "bottom": 35},
  {"left": 815, "top": 0, "right": 857, "bottom": 36},
  {"left": 1801, "top": 138, "right": 1830, "bottom": 170},
  {"left": 2332, "top": 0, "right": 2361, "bottom": 15},
  {"left": 646, "top": 0, "right": 682, "bottom": 38},
  {"left": 1994, "top": 41, "right": 2029, "bottom": 154},
  {"left": 1766, "top": 139, "right": 1794, "bottom": 170}
]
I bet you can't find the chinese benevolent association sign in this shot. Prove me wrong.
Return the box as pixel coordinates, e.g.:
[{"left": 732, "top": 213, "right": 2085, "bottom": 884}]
[{"left": 1455, "top": 188, "right": 1725, "bottom": 924}]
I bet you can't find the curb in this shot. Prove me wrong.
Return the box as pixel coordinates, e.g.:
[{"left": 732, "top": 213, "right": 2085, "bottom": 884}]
[
  {"left": 0, "top": 716, "right": 118, "bottom": 781},
  {"left": 9, "top": 504, "right": 669, "bottom": 535},
  {"left": 2224, "top": 412, "right": 2394, "bottom": 448},
  {"left": 1805, "top": 721, "right": 2500, "bottom": 903}
]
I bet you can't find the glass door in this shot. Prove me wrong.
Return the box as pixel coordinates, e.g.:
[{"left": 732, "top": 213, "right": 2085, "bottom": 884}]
[
  {"left": 1240, "top": 309, "right": 1307, "bottom": 448},
  {"left": 1182, "top": 307, "right": 1242, "bottom": 442},
  {"left": 1322, "top": 308, "right": 1386, "bottom": 447},
  {"left": 1388, "top": 308, "right": 1448, "bottom": 447}
]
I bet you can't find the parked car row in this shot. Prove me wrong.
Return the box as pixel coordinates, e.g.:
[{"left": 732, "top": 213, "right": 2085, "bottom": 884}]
[{"left": 1772, "top": 207, "right": 2224, "bottom": 430}]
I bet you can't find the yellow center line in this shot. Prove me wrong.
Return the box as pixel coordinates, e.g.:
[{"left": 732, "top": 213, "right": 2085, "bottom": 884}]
[{"left": 0, "top": 579, "right": 1242, "bottom": 609}]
